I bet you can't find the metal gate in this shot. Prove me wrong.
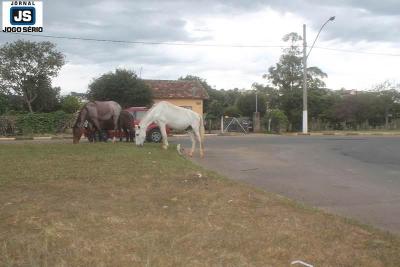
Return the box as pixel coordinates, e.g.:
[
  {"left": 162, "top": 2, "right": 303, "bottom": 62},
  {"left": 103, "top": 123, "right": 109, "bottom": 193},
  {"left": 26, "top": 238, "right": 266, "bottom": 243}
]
[{"left": 221, "top": 117, "right": 252, "bottom": 134}]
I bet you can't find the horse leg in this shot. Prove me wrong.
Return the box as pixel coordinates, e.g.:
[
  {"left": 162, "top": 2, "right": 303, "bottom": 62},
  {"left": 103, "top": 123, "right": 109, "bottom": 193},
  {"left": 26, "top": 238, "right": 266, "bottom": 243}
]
[
  {"left": 159, "top": 123, "right": 169, "bottom": 150},
  {"left": 193, "top": 126, "right": 204, "bottom": 158},
  {"left": 124, "top": 129, "right": 129, "bottom": 142},
  {"left": 91, "top": 119, "right": 102, "bottom": 142},
  {"left": 187, "top": 131, "right": 196, "bottom": 157},
  {"left": 112, "top": 115, "right": 119, "bottom": 144}
]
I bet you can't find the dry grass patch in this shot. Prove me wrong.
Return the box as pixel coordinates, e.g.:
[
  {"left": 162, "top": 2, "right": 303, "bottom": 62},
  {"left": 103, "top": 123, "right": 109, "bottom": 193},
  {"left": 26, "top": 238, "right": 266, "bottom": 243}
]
[{"left": 0, "top": 143, "right": 399, "bottom": 266}]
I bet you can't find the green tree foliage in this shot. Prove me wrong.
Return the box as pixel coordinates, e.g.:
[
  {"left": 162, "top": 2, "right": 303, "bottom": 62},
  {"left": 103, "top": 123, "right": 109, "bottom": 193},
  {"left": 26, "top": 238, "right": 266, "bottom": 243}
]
[
  {"left": 252, "top": 83, "right": 280, "bottom": 110},
  {"left": 88, "top": 69, "right": 152, "bottom": 108},
  {"left": 236, "top": 92, "right": 267, "bottom": 117},
  {"left": 265, "top": 32, "right": 327, "bottom": 130},
  {"left": 0, "top": 40, "right": 65, "bottom": 113},
  {"left": 61, "top": 95, "right": 82, "bottom": 114},
  {"left": 223, "top": 105, "right": 241, "bottom": 117},
  {"left": 180, "top": 72, "right": 399, "bottom": 131},
  {"left": 373, "top": 81, "right": 400, "bottom": 128},
  {"left": 0, "top": 93, "right": 9, "bottom": 115},
  {"left": 31, "top": 81, "right": 61, "bottom": 113},
  {"left": 207, "top": 99, "right": 224, "bottom": 118},
  {"left": 263, "top": 109, "right": 288, "bottom": 133}
]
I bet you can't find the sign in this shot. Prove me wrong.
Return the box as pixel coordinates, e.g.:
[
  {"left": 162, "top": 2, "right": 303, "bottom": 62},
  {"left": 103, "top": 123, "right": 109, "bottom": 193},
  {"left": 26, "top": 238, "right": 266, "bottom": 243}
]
[{"left": 2, "top": 1, "right": 43, "bottom": 32}]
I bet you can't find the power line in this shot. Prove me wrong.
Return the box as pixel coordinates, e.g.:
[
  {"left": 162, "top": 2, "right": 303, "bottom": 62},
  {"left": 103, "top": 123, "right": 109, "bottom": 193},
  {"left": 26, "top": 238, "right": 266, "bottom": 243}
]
[
  {"left": 315, "top": 46, "right": 400, "bottom": 57},
  {"left": 2, "top": 32, "right": 288, "bottom": 48},
  {"left": 2, "top": 32, "right": 400, "bottom": 57}
]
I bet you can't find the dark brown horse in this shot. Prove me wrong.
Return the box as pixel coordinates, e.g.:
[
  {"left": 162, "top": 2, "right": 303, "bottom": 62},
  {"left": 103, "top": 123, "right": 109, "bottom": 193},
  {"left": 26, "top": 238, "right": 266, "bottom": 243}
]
[
  {"left": 84, "top": 111, "right": 134, "bottom": 143},
  {"left": 118, "top": 110, "right": 135, "bottom": 142},
  {"left": 73, "top": 101, "right": 121, "bottom": 144}
]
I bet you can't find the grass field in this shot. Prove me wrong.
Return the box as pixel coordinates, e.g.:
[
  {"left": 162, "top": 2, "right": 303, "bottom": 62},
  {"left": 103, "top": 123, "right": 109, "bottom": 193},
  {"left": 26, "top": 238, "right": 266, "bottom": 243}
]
[{"left": 0, "top": 142, "right": 400, "bottom": 266}]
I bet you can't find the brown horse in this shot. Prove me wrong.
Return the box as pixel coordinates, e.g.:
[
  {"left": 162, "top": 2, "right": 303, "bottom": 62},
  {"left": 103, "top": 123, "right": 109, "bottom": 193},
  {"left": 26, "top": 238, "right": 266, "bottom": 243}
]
[
  {"left": 85, "top": 119, "right": 114, "bottom": 142},
  {"left": 73, "top": 101, "right": 121, "bottom": 144},
  {"left": 84, "top": 111, "right": 134, "bottom": 142},
  {"left": 118, "top": 110, "right": 135, "bottom": 142}
]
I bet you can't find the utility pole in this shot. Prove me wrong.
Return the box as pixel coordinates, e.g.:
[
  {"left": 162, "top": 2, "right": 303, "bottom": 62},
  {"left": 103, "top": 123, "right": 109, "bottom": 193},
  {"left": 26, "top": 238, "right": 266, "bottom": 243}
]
[
  {"left": 302, "top": 16, "right": 335, "bottom": 134},
  {"left": 255, "top": 92, "right": 258, "bottom": 113},
  {"left": 253, "top": 91, "right": 261, "bottom": 132},
  {"left": 302, "top": 24, "right": 308, "bottom": 134}
]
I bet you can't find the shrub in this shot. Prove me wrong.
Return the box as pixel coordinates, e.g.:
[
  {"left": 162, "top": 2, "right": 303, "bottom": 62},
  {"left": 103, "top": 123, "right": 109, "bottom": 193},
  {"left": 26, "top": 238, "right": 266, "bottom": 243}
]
[
  {"left": 0, "top": 111, "right": 74, "bottom": 136},
  {"left": 263, "top": 109, "right": 288, "bottom": 133}
]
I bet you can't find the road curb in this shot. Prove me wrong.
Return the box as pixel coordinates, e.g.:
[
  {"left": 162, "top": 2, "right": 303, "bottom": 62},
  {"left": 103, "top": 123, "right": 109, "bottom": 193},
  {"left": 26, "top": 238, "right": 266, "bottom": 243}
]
[
  {"left": 0, "top": 137, "right": 16, "bottom": 141},
  {"left": 33, "top": 137, "right": 52, "bottom": 140},
  {"left": 288, "top": 132, "right": 400, "bottom": 136},
  {"left": 0, "top": 136, "right": 74, "bottom": 141},
  {"left": 173, "top": 133, "right": 218, "bottom": 137}
]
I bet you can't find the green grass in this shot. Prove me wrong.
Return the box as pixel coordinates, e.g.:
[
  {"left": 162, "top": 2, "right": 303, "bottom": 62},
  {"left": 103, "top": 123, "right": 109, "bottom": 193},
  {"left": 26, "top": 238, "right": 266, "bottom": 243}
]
[{"left": 0, "top": 142, "right": 400, "bottom": 266}]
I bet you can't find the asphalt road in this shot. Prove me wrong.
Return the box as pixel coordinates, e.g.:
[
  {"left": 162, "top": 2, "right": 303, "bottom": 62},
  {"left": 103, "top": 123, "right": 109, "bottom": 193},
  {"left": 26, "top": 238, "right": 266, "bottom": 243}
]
[{"left": 172, "top": 134, "right": 400, "bottom": 233}]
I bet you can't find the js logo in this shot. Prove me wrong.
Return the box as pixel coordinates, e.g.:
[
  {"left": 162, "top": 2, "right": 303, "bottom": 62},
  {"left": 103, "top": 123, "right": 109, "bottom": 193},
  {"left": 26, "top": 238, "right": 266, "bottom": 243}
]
[
  {"left": 10, "top": 7, "right": 35, "bottom": 25},
  {"left": 2, "top": 1, "right": 43, "bottom": 32}
]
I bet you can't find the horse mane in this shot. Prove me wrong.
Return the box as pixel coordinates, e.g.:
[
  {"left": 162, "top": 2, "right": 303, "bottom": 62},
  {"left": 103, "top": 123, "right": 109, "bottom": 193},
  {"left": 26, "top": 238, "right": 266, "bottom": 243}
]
[{"left": 73, "top": 103, "right": 91, "bottom": 128}]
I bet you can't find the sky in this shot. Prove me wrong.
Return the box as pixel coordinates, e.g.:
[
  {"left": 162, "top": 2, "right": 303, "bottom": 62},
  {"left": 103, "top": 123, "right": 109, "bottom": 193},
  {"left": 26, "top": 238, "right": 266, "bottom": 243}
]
[{"left": 0, "top": 0, "right": 399, "bottom": 94}]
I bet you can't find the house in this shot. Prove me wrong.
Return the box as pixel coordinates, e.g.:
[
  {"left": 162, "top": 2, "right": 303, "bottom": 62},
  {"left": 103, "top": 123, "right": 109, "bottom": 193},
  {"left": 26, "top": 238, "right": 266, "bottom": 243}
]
[{"left": 144, "top": 79, "right": 209, "bottom": 115}]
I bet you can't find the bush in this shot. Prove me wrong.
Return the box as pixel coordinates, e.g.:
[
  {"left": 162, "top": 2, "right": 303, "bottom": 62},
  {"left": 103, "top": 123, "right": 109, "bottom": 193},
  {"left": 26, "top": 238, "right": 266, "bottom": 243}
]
[
  {"left": 0, "top": 111, "right": 74, "bottom": 136},
  {"left": 61, "top": 95, "right": 82, "bottom": 113},
  {"left": 263, "top": 109, "right": 288, "bottom": 133}
]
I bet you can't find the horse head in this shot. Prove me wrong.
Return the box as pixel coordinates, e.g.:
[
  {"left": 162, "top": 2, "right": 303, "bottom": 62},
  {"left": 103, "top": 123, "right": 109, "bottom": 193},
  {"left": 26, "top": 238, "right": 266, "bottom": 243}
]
[
  {"left": 72, "top": 126, "right": 83, "bottom": 144},
  {"left": 135, "top": 125, "right": 146, "bottom": 146}
]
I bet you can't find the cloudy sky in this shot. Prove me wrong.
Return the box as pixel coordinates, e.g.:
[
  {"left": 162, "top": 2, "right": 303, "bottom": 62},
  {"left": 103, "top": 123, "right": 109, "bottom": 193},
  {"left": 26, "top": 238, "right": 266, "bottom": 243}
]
[{"left": 1, "top": 0, "right": 399, "bottom": 94}]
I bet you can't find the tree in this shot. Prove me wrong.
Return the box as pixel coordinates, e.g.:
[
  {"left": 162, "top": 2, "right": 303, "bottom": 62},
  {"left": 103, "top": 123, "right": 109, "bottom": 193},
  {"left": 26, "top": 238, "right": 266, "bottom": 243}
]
[
  {"left": 31, "top": 80, "right": 61, "bottom": 112},
  {"left": 61, "top": 95, "right": 82, "bottom": 114},
  {"left": 207, "top": 99, "right": 224, "bottom": 118},
  {"left": 236, "top": 92, "right": 266, "bottom": 117},
  {"left": 263, "top": 109, "right": 288, "bottom": 133},
  {"left": 88, "top": 69, "right": 152, "bottom": 108},
  {"left": 265, "top": 32, "right": 327, "bottom": 131},
  {"left": 224, "top": 105, "right": 241, "bottom": 117},
  {"left": 373, "top": 81, "right": 400, "bottom": 128},
  {"left": 252, "top": 83, "right": 279, "bottom": 110},
  {"left": 0, "top": 93, "right": 9, "bottom": 115},
  {"left": 0, "top": 40, "right": 65, "bottom": 113}
]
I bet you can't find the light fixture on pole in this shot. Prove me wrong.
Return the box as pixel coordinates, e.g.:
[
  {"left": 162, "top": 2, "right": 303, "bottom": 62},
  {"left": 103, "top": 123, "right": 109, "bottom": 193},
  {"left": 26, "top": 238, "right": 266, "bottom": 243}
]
[{"left": 302, "top": 16, "right": 335, "bottom": 134}]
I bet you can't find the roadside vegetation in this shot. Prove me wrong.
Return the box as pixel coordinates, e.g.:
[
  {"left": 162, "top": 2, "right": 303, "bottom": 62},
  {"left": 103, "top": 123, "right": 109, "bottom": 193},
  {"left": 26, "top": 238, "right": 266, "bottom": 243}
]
[
  {"left": 1, "top": 36, "right": 399, "bottom": 137},
  {"left": 1, "top": 143, "right": 399, "bottom": 266}
]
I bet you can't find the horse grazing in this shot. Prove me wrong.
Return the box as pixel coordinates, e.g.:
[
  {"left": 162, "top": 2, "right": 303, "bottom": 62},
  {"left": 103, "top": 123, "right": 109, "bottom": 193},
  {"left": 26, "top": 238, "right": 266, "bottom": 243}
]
[
  {"left": 73, "top": 101, "right": 121, "bottom": 144},
  {"left": 135, "top": 101, "right": 205, "bottom": 158},
  {"left": 118, "top": 110, "right": 135, "bottom": 142},
  {"left": 85, "top": 119, "right": 114, "bottom": 142}
]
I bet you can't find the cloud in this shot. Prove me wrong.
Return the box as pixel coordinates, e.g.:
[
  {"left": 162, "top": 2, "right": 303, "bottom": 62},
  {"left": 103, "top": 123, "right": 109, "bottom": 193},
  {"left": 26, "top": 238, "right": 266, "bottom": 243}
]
[{"left": 0, "top": 0, "right": 399, "bottom": 93}]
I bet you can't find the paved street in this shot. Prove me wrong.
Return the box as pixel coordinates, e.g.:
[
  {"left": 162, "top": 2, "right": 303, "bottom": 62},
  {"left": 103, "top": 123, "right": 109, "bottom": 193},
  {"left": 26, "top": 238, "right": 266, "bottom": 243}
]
[{"left": 173, "top": 134, "right": 400, "bottom": 233}]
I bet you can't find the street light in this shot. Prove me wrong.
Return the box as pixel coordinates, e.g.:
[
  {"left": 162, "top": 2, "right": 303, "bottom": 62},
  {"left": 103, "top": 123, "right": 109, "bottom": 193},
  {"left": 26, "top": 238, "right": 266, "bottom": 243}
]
[{"left": 302, "top": 16, "right": 335, "bottom": 134}]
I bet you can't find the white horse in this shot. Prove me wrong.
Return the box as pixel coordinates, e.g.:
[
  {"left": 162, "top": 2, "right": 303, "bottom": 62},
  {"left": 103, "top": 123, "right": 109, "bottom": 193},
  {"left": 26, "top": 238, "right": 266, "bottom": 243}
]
[{"left": 135, "top": 101, "right": 205, "bottom": 158}]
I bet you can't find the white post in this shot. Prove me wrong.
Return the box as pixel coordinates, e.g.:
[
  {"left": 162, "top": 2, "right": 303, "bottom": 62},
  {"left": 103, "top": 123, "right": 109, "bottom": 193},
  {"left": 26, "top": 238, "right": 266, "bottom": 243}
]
[
  {"left": 255, "top": 92, "right": 258, "bottom": 113},
  {"left": 302, "top": 24, "right": 308, "bottom": 134},
  {"left": 221, "top": 116, "right": 224, "bottom": 133}
]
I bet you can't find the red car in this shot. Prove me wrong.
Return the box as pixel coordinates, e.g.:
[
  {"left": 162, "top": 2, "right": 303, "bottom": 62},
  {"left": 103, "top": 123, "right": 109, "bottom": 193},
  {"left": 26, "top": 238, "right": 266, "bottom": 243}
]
[
  {"left": 85, "top": 106, "right": 166, "bottom": 143},
  {"left": 125, "top": 106, "right": 166, "bottom": 143}
]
